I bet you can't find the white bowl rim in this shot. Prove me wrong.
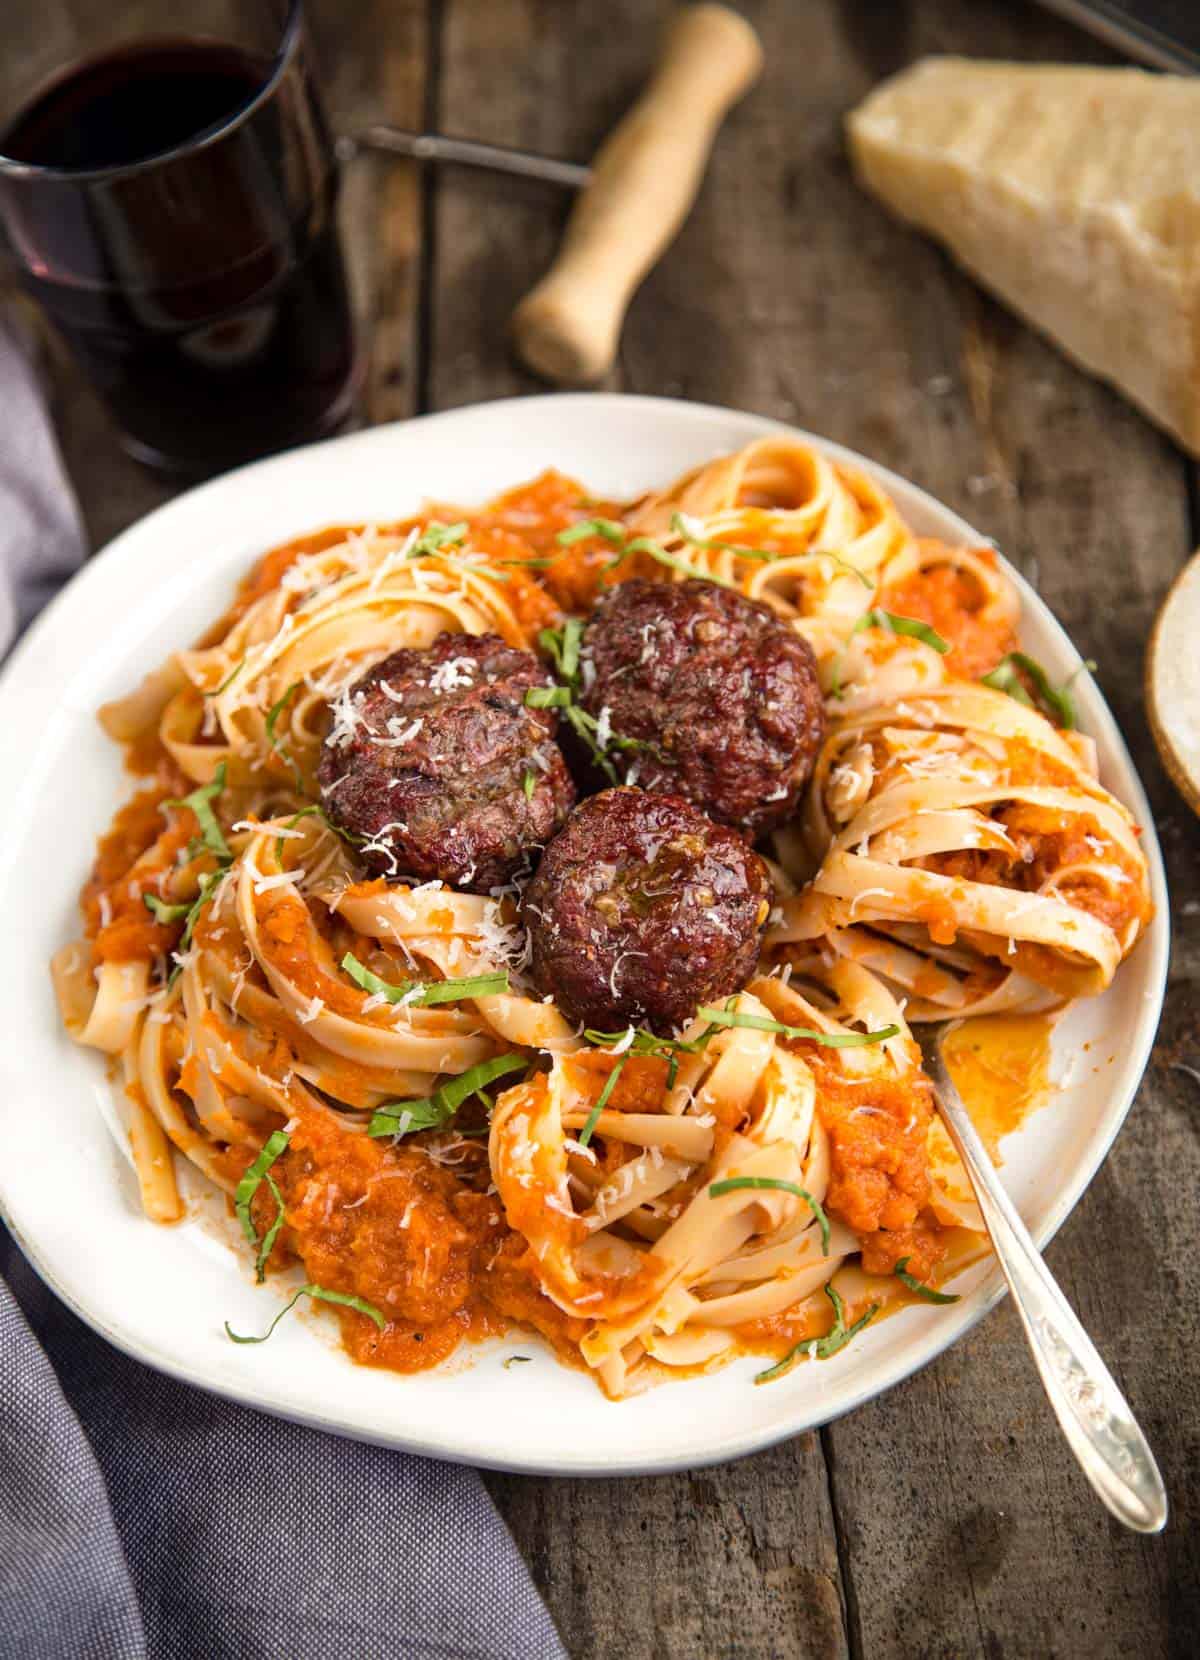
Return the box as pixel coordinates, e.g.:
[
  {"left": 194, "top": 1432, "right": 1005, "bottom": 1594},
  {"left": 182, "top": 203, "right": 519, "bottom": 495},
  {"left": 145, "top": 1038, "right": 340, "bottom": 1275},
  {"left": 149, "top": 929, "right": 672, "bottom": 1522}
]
[{"left": 0, "top": 392, "right": 1169, "bottom": 1477}]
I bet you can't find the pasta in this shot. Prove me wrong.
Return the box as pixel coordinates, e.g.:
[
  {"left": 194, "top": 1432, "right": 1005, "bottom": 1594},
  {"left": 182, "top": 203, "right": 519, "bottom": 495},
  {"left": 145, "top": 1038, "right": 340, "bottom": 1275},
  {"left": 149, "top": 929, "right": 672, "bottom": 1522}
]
[{"left": 51, "top": 438, "right": 1152, "bottom": 1397}]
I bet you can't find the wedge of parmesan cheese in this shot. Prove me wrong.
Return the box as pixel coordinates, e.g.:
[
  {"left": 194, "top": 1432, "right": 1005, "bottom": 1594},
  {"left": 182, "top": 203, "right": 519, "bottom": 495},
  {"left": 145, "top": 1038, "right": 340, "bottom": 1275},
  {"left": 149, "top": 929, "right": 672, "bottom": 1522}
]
[{"left": 847, "top": 58, "right": 1200, "bottom": 455}]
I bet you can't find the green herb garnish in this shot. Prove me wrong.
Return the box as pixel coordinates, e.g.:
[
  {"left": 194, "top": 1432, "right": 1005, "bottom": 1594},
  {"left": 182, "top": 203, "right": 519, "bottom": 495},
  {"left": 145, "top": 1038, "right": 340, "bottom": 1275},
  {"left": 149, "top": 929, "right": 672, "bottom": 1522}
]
[
  {"left": 576, "top": 1057, "right": 626, "bottom": 1150},
  {"left": 204, "top": 658, "right": 245, "bottom": 698},
  {"left": 523, "top": 769, "right": 537, "bottom": 801},
  {"left": 696, "top": 1002, "right": 899, "bottom": 1049},
  {"left": 584, "top": 1024, "right": 716, "bottom": 1092},
  {"left": 620, "top": 535, "right": 737, "bottom": 589},
  {"left": 161, "top": 868, "right": 225, "bottom": 984},
  {"left": 368, "top": 1053, "right": 529, "bottom": 1138},
  {"left": 979, "top": 651, "right": 1090, "bottom": 731},
  {"left": 525, "top": 685, "right": 573, "bottom": 709},
  {"left": 754, "top": 1283, "right": 879, "bottom": 1383},
  {"left": 225, "top": 1283, "right": 386, "bottom": 1344},
  {"left": 142, "top": 893, "right": 191, "bottom": 924},
  {"left": 895, "top": 1256, "right": 961, "bottom": 1303},
  {"left": 556, "top": 517, "right": 627, "bottom": 547},
  {"left": 708, "top": 1177, "right": 831, "bottom": 1254},
  {"left": 341, "top": 952, "right": 508, "bottom": 1006},
  {"left": 831, "top": 610, "right": 951, "bottom": 700},
  {"left": 163, "top": 762, "right": 231, "bottom": 861},
  {"left": 538, "top": 617, "right": 584, "bottom": 682},
  {"left": 852, "top": 609, "right": 950, "bottom": 654},
  {"left": 234, "top": 1130, "right": 291, "bottom": 1283},
  {"left": 264, "top": 681, "right": 304, "bottom": 790},
  {"left": 408, "top": 520, "right": 470, "bottom": 557},
  {"left": 557, "top": 515, "right": 737, "bottom": 588}
]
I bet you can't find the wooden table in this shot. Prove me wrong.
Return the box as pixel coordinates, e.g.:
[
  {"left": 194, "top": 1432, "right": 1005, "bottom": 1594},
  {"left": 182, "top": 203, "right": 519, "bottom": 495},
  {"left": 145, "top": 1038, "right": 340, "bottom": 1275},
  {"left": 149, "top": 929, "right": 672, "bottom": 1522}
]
[{"left": 27, "top": 2, "right": 1200, "bottom": 1654}]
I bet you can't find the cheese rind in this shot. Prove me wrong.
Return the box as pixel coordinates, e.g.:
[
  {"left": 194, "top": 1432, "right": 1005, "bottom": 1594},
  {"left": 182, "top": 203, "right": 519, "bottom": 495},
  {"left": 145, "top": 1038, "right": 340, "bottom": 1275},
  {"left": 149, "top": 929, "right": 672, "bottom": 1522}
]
[{"left": 846, "top": 58, "right": 1200, "bottom": 455}]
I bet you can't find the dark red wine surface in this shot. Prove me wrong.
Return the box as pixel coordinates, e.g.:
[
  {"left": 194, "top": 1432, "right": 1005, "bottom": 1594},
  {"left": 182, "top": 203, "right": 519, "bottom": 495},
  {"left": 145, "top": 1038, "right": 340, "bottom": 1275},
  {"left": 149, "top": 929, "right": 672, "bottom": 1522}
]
[{"left": 0, "top": 38, "right": 357, "bottom": 472}]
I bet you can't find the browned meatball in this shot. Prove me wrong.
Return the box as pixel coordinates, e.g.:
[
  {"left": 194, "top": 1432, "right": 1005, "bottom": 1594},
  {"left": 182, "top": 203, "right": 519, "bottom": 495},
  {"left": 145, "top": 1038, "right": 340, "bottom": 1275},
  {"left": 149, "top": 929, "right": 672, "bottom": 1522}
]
[
  {"left": 578, "top": 579, "right": 825, "bottom": 836},
  {"left": 522, "top": 788, "right": 771, "bottom": 1033},
  {"left": 318, "top": 632, "right": 575, "bottom": 892}
]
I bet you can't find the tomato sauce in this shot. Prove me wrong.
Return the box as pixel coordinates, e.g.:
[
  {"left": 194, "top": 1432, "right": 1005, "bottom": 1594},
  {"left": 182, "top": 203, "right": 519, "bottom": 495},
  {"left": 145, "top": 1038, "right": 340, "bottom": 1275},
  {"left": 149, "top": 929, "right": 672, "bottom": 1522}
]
[
  {"left": 942, "top": 1013, "right": 1054, "bottom": 1163},
  {"left": 882, "top": 548, "right": 1016, "bottom": 679},
  {"left": 83, "top": 786, "right": 198, "bottom": 963},
  {"left": 799, "top": 1044, "right": 946, "bottom": 1280},
  {"left": 251, "top": 1107, "right": 573, "bottom": 1372}
]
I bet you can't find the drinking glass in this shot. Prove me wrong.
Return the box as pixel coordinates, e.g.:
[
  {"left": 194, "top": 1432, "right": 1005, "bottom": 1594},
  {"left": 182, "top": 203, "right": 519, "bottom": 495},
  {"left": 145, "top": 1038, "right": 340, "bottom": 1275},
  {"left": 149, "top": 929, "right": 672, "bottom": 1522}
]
[{"left": 0, "top": 0, "right": 358, "bottom": 474}]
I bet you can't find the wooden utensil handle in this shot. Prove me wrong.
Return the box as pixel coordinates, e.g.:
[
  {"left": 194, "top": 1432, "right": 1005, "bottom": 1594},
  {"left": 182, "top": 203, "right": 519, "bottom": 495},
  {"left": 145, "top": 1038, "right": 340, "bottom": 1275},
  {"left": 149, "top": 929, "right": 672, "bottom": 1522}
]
[{"left": 511, "top": 4, "right": 763, "bottom": 385}]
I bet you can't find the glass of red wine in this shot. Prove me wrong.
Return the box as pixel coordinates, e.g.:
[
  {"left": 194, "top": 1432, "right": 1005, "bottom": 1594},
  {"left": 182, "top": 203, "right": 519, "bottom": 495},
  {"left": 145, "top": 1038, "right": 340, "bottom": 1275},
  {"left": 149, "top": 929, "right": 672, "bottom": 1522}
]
[{"left": 0, "top": 0, "right": 358, "bottom": 475}]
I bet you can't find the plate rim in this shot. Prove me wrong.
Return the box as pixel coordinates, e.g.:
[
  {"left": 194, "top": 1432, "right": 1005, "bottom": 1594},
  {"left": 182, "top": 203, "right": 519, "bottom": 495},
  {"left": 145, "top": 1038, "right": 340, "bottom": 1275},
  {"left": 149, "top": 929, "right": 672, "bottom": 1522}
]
[{"left": 0, "top": 392, "right": 1170, "bottom": 1476}]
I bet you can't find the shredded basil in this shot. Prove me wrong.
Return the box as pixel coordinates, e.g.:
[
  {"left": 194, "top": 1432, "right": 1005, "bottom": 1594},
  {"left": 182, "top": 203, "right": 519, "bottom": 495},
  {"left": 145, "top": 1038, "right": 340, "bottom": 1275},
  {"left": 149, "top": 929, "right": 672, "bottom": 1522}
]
[
  {"left": 341, "top": 952, "right": 508, "bottom": 1006},
  {"left": 234, "top": 1130, "right": 291, "bottom": 1282},
  {"left": 539, "top": 617, "right": 584, "bottom": 682},
  {"left": 696, "top": 1002, "right": 899, "bottom": 1048},
  {"left": 577, "top": 1056, "right": 626, "bottom": 1149},
  {"left": 368, "top": 1053, "right": 528, "bottom": 1138},
  {"left": 256, "top": 1173, "right": 287, "bottom": 1283},
  {"left": 142, "top": 893, "right": 191, "bottom": 924},
  {"left": 525, "top": 685, "right": 572, "bottom": 709},
  {"left": 708, "top": 1177, "right": 831, "bottom": 1254},
  {"left": 225, "top": 1283, "right": 387, "bottom": 1344},
  {"left": 163, "top": 868, "right": 226, "bottom": 984},
  {"left": 556, "top": 517, "right": 627, "bottom": 547},
  {"left": 621, "top": 535, "right": 737, "bottom": 589},
  {"left": 852, "top": 609, "right": 950, "bottom": 654},
  {"left": 979, "top": 651, "right": 1088, "bottom": 731},
  {"left": 263, "top": 682, "right": 304, "bottom": 788},
  {"left": 204, "top": 658, "right": 245, "bottom": 698},
  {"left": 531, "top": 617, "right": 660, "bottom": 785},
  {"left": 755, "top": 1283, "right": 879, "bottom": 1383},
  {"left": 163, "top": 762, "right": 231, "bottom": 861},
  {"left": 584, "top": 1024, "right": 715, "bottom": 1093},
  {"left": 895, "top": 1256, "right": 961, "bottom": 1303},
  {"left": 408, "top": 520, "right": 470, "bottom": 557},
  {"left": 831, "top": 609, "right": 951, "bottom": 700},
  {"left": 556, "top": 515, "right": 738, "bottom": 588}
]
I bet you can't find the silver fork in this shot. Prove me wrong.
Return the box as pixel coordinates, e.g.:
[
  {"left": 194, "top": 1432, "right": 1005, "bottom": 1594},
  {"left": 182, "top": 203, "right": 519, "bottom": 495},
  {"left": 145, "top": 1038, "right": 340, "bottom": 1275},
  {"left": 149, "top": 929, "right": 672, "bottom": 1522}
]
[{"left": 915, "top": 1023, "right": 1168, "bottom": 1533}]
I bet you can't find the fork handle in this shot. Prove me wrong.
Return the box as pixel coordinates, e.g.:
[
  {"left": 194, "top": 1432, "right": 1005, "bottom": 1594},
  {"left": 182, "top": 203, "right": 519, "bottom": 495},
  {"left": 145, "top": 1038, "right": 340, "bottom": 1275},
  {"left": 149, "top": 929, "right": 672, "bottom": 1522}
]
[{"left": 923, "top": 1043, "right": 1167, "bottom": 1533}]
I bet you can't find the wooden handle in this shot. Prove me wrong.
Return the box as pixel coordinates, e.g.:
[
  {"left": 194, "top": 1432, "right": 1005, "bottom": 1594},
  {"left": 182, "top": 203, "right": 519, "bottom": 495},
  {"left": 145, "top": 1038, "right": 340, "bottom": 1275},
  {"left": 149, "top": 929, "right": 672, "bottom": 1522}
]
[{"left": 511, "top": 4, "right": 763, "bottom": 384}]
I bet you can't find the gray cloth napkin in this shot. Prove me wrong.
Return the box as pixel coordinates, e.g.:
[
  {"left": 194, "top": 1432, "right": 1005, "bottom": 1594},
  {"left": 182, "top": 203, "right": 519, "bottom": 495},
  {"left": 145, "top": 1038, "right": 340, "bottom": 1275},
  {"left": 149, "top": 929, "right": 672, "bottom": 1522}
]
[{"left": 0, "top": 324, "right": 567, "bottom": 1660}]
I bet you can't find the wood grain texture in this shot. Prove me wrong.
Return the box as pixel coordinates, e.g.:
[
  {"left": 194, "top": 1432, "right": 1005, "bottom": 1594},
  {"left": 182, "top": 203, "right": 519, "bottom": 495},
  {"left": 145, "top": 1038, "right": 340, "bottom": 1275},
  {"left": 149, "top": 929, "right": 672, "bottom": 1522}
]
[
  {"left": 14, "top": 0, "right": 1200, "bottom": 1655},
  {"left": 436, "top": 3, "right": 1199, "bottom": 1656}
]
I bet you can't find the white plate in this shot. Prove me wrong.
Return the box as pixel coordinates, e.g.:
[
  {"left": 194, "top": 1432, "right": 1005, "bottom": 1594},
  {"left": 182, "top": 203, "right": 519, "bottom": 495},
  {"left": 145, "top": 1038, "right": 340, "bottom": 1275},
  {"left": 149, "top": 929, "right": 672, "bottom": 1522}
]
[{"left": 0, "top": 394, "right": 1168, "bottom": 1476}]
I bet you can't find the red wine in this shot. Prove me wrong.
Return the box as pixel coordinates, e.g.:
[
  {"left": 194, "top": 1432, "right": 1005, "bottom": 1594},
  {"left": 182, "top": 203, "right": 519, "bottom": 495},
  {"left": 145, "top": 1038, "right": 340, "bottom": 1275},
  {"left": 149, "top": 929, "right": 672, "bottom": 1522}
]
[{"left": 0, "top": 37, "right": 357, "bottom": 474}]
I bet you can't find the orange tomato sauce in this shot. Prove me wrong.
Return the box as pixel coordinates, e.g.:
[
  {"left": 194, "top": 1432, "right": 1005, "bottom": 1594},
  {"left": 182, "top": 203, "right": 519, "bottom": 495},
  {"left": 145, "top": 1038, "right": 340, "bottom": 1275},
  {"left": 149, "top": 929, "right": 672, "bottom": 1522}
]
[
  {"left": 83, "top": 785, "right": 198, "bottom": 963},
  {"left": 800, "top": 1042, "right": 946, "bottom": 1281},
  {"left": 881, "top": 546, "right": 1016, "bottom": 679},
  {"left": 941, "top": 1013, "right": 1055, "bottom": 1164},
  {"left": 250, "top": 1107, "right": 574, "bottom": 1373}
]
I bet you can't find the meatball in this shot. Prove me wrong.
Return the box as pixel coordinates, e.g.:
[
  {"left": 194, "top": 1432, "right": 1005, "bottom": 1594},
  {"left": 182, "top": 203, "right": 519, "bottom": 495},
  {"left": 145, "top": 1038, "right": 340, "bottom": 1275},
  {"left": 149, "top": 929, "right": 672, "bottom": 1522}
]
[
  {"left": 318, "top": 632, "right": 575, "bottom": 892},
  {"left": 578, "top": 579, "right": 825, "bottom": 836},
  {"left": 522, "top": 788, "right": 771, "bottom": 1033}
]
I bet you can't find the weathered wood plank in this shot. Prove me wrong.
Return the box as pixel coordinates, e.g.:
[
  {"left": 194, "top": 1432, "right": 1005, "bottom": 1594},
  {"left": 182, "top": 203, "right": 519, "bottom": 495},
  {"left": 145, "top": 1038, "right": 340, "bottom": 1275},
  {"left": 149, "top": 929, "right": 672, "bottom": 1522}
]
[
  {"left": 442, "top": 1, "right": 1200, "bottom": 1655},
  {"left": 731, "top": 3, "right": 1198, "bottom": 1657},
  {"left": 484, "top": 1435, "right": 847, "bottom": 1660},
  {"left": 426, "top": 0, "right": 651, "bottom": 408}
]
